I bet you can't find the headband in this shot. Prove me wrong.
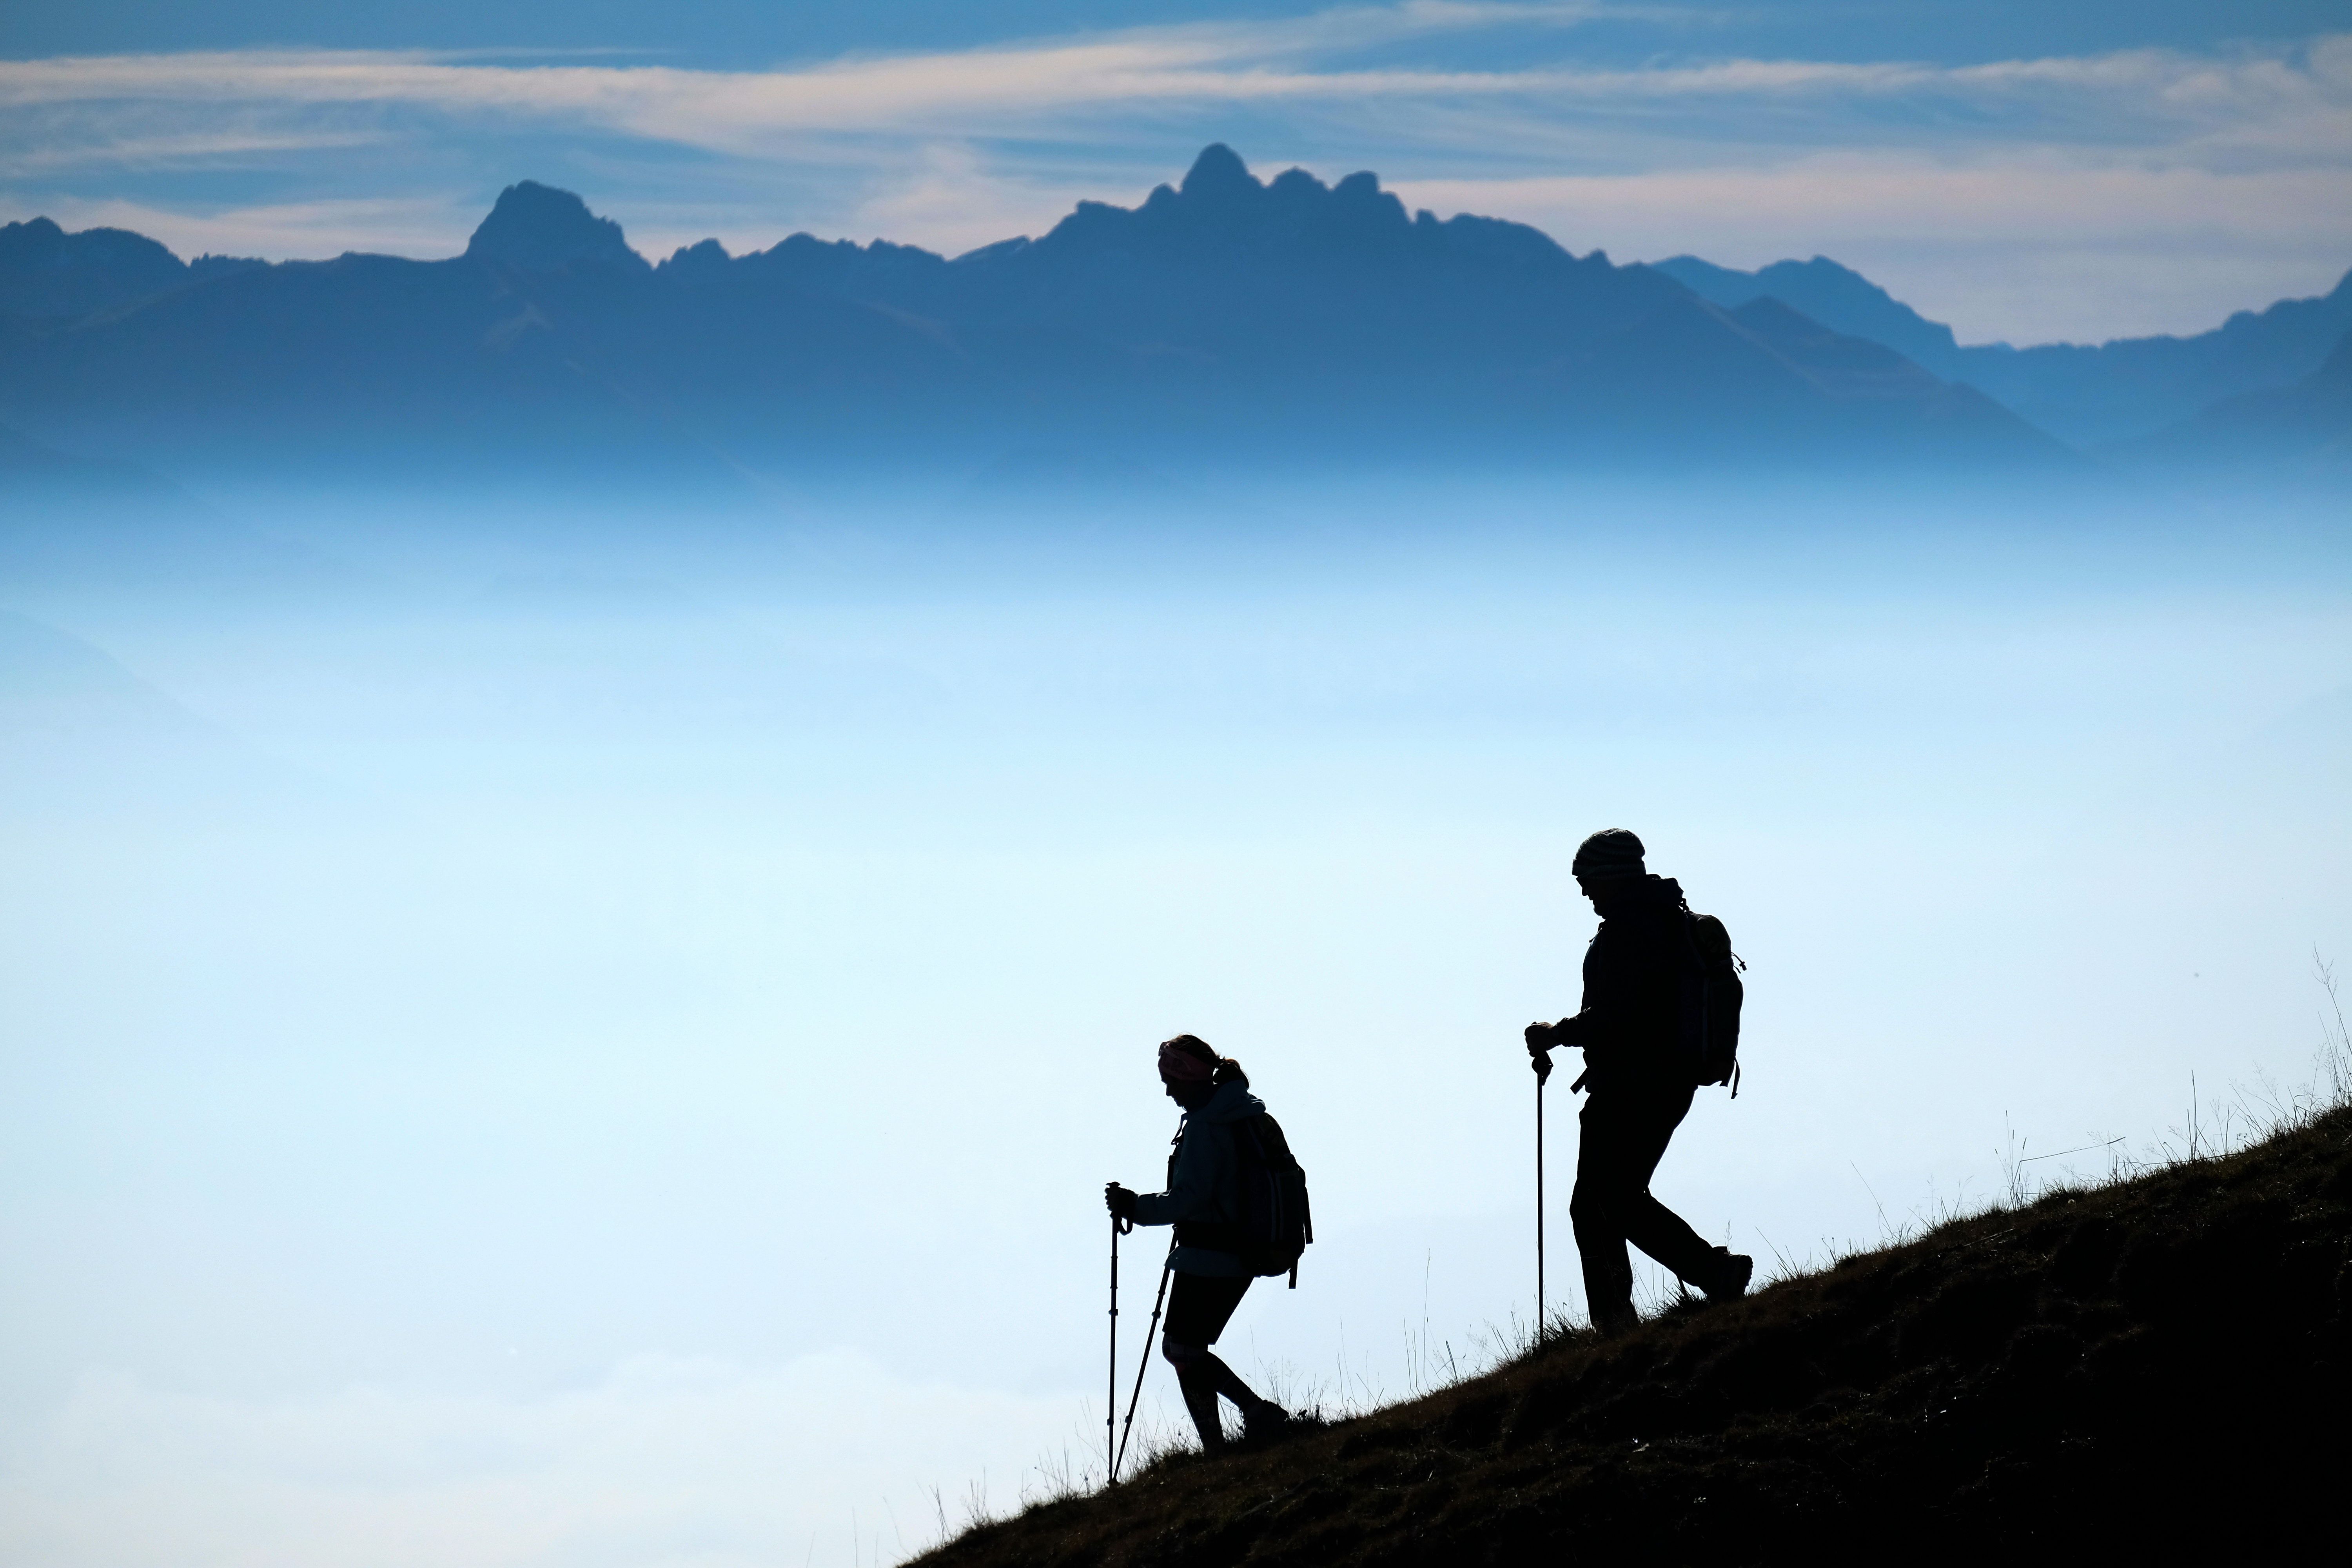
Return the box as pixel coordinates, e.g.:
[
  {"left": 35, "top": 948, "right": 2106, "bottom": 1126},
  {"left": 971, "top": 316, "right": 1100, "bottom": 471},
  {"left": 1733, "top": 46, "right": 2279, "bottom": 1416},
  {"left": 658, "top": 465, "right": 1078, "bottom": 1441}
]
[{"left": 1157, "top": 1041, "right": 1217, "bottom": 1083}]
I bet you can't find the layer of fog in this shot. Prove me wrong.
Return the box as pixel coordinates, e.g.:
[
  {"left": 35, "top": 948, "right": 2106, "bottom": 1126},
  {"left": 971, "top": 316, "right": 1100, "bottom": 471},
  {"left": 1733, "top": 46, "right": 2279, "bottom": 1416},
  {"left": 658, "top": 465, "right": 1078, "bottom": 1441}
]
[{"left": 3, "top": 476, "right": 2347, "bottom": 1567}]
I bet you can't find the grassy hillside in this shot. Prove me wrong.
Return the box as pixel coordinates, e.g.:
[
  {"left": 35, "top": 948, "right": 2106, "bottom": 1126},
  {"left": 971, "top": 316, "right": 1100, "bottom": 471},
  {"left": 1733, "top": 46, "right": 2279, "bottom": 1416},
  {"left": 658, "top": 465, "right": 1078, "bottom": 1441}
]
[{"left": 920, "top": 1103, "right": 2352, "bottom": 1563}]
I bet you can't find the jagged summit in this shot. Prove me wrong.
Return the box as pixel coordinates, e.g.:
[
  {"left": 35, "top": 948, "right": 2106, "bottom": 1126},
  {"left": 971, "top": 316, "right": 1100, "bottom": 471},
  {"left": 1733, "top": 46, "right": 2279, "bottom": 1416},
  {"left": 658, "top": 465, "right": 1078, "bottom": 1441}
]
[
  {"left": 465, "top": 181, "right": 648, "bottom": 273},
  {"left": 1179, "top": 142, "right": 1257, "bottom": 200},
  {"left": 1033, "top": 144, "right": 1517, "bottom": 269}
]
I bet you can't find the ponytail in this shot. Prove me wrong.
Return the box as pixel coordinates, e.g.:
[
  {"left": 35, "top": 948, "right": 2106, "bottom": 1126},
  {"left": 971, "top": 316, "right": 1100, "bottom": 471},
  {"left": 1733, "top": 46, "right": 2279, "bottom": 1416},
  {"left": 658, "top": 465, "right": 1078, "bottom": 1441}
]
[{"left": 1212, "top": 1055, "right": 1249, "bottom": 1089}]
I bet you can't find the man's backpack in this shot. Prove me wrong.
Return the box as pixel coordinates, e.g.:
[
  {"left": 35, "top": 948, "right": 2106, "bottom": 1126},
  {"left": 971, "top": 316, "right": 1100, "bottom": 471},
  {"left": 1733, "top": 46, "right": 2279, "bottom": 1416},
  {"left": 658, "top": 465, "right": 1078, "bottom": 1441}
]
[
  {"left": 1678, "top": 909, "right": 1747, "bottom": 1094},
  {"left": 1174, "top": 1112, "right": 1315, "bottom": 1287}
]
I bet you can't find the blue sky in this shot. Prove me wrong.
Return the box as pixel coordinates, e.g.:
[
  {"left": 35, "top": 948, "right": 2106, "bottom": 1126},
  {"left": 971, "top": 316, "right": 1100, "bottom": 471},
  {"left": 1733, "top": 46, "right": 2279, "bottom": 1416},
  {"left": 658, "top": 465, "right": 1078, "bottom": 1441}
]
[
  {"left": 4, "top": 1, "right": 2350, "bottom": 341},
  {"left": 11, "top": 1, "right": 2345, "bottom": 71}
]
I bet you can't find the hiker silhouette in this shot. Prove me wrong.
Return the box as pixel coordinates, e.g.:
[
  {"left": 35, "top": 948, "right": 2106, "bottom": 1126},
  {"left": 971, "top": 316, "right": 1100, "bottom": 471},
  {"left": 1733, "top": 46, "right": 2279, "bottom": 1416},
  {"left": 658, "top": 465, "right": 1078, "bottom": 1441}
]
[
  {"left": 1526, "top": 829, "right": 1754, "bottom": 1335},
  {"left": 1105, "top": 1035, "right": 1293, "bottom": 1453}
]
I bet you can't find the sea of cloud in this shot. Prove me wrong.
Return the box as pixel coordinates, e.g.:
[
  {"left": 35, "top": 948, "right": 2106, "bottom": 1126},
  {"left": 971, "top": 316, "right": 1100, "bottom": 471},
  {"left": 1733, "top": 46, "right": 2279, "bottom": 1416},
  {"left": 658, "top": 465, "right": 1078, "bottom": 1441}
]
[
  {"left": 2, "top": 477, "right": 2346, "bottom": 1566},
  {"left": 0, "top": 1351, "right": 1114, "bottom": 1568}
]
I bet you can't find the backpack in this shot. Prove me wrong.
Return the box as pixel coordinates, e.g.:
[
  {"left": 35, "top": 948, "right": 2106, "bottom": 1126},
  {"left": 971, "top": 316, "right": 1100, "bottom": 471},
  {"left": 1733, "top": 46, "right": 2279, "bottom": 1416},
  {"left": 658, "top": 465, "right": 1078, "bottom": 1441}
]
[
  {"left": 1678, "top": 908, "right": 1747, "bottom": 1094},
  {"left": 1173, "top": 1112, "right": 1315, "bottom": 1287}
]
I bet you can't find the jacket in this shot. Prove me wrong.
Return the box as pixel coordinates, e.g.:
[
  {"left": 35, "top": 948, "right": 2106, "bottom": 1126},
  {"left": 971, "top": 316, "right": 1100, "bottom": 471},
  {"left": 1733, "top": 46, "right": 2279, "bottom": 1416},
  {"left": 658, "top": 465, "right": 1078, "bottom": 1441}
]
[
  {"left": 1552, "top": 873, "right": 1691, "bottom": 1091},
  {"left": 1131, "top": 1078, "right": 1265, "bottom": 1277}
]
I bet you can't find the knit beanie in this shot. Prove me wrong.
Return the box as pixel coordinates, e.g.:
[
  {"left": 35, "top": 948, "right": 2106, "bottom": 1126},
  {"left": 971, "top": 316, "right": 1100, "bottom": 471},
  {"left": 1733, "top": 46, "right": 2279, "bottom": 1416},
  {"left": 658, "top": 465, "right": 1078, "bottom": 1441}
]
[{"left": 1571, "top": 828, "right": 1646, "bottom": 879}]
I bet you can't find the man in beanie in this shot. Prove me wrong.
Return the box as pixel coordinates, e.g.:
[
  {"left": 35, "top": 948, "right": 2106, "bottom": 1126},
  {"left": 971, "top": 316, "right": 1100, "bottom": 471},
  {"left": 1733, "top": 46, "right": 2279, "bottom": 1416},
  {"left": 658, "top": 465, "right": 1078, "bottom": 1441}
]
[{"left": 1525, "top": 829, "right": 1752, "bottom": 1336}]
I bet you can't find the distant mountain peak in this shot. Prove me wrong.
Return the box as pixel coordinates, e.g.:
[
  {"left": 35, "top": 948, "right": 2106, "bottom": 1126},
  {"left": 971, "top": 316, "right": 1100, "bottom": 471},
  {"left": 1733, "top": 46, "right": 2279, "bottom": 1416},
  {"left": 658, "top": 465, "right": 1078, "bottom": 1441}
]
[
  {"left": 1180, "top": 143, "right": 1258, "bottom": 200},
  {"left": 465, "top": 181, "right": 648, "bottom": 273},
  {"left": 1034, "top": 144, "right": 1445, "bottom": 265}
]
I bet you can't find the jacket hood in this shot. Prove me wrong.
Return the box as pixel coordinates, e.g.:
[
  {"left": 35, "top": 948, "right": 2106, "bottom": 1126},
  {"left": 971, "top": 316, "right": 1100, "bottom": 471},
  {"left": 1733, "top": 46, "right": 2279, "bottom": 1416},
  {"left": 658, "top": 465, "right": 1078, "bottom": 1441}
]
[{"left": 1192, "top": 1080, "right": 1265, "bottom": 1124}]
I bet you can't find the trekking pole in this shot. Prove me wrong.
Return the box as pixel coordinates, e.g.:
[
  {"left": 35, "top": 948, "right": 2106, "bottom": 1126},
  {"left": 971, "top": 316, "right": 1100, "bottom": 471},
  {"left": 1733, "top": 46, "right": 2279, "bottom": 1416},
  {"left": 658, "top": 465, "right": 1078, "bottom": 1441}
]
[
  {"left": 1535, "top": 1067, "right": 1546, "bottom": 1343},
  {"left": 1112, "top": 1245, "right": 1174, "bottom": 1484},
  {"left": 1107, "top": 1213, "right": 1128, "bottom": 1482}
]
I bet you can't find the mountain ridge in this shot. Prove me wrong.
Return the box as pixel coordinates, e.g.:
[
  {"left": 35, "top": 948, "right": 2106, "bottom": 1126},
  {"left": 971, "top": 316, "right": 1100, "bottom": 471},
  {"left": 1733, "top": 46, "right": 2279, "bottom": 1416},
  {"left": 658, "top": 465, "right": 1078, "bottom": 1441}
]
[
  {"left": 8, "top": 158, "right": 2343, "bottom": 461},
  {"left": 0, "top": 147, "right": 2073, "bottom": 486},
  {"left": 0, "top": 216, "right": 261, "bottom": 323},
  {"left": 1656, "top": 251, "right": 2352, "bottom": 445}
]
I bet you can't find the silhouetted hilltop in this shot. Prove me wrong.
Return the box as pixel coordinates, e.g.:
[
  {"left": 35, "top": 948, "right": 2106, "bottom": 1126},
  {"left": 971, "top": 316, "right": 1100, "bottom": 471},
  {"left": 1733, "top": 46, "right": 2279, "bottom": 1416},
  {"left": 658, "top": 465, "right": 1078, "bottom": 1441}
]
[
  {"left": 920, "top": 1106, "right": 2352, "bottom": 1564},
  {"left": 0, "top": 216, "right": 260, "bottom": 322},
  {"left": 0, "top": 147, "right": 2071, "bottom": 486},
  {"left": 1658, "top": 250, "right": 2352, "bottom": 446}
]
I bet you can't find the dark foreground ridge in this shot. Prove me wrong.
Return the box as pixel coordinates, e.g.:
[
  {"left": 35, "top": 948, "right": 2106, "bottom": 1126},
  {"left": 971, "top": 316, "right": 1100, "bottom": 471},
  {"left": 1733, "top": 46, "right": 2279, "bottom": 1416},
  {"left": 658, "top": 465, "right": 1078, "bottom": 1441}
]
[{"left": 922, "top": 1108, "right": 2352, "bottom": 1564}]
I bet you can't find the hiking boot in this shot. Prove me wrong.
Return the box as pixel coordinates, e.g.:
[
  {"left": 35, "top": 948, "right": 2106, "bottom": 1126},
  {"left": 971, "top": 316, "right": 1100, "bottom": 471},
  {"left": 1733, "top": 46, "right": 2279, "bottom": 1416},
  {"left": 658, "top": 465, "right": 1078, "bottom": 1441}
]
[
  {"left": 1241, "top": 1402, "right": 1294, "bottom": 1446},
  {"left": 1591, "top": 1303, "right": 1639, "bottom": 1339},
  {"left": 1706, "top": 1250, "right": 1755, "bottom": 1301}
]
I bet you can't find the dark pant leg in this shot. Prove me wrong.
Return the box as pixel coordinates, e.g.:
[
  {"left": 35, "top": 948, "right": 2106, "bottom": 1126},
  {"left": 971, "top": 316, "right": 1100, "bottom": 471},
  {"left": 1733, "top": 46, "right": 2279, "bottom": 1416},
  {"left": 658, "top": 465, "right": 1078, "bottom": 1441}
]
[
  {"left": 1572, "top": 1081, "right": 1718, "bottom": 1319},
  {"left": 1163, "top": 1274, "right": 1265, "bottom": 1450}
]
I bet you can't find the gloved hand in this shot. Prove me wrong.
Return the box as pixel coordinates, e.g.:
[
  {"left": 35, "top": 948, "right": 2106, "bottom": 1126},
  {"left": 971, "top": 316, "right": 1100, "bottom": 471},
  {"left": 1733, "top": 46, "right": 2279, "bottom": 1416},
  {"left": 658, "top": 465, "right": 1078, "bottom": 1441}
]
[
  {"left": 1104, "top": 1182, "right": 1138, "bottom": 1221},
  {"left": 1525, "top": 1020, "right": 1557, "bottom": 1082}
]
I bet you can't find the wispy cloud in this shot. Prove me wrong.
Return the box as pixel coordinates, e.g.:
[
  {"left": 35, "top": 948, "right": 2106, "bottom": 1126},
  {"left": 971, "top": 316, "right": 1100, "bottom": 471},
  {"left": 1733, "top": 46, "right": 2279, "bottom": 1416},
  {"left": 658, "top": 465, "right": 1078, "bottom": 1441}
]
[
  {"left": 23, "top": 194, "right": 477, "bottom": 260},
  {"left": 2, "top": 21, "right": 2344, "bottom": 154},
  {"left": 0, "top": 127, "right": 381, "bottom": 175}
]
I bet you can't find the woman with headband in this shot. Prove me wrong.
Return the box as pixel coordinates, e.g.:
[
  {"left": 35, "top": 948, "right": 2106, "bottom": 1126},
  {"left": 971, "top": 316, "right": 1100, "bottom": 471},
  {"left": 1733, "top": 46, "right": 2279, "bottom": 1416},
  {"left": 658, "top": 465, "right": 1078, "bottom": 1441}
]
[{"left": 1105, "top": 1034, "right": 1292, "bottom": 1453}]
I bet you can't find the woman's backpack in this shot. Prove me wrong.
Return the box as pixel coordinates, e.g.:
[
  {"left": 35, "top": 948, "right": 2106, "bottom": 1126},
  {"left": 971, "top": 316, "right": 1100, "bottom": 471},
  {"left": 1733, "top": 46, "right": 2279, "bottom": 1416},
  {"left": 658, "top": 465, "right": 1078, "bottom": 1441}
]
[{"left": 1174, "top": 1113, "right": 1315, "bottom": 1287}]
